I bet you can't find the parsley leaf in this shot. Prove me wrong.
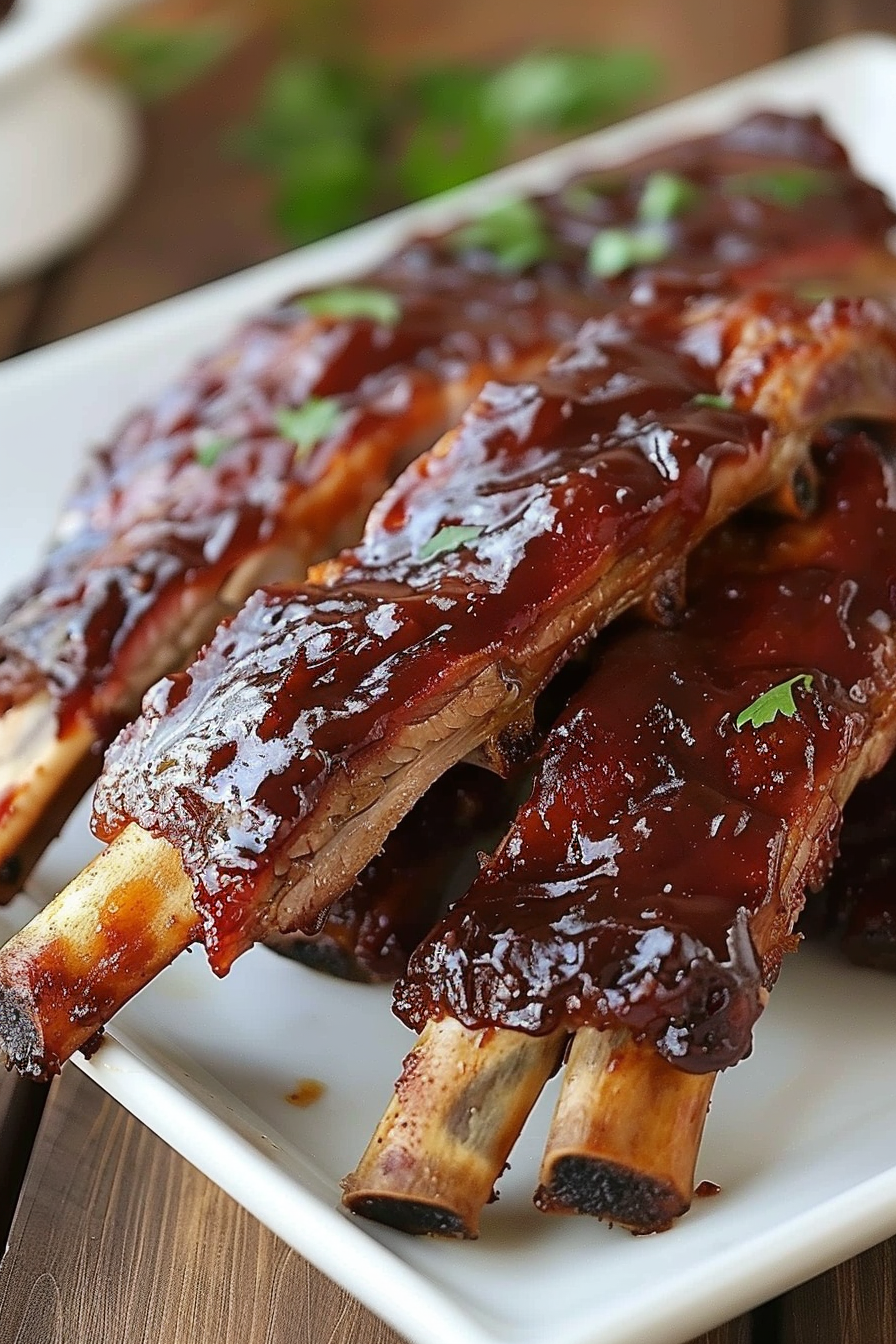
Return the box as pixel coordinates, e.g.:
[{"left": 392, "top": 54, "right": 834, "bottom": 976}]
[
  {"left": 194, "top": 434, "right": 235, "bottom": 468},
  {"left": 691, "top": 392, "right": 733, "bottom": 410},
  {"left": 419, "top": 524, "right": 484, "bottom": 561},
  {"left": 735, "top": 674, "right": 814, "bottom": 732},
  {"left": 95, "top": 21, "right": 237, "bottom": 101},
  {"left": 449, "top": 200, "right": 550, "bottom": 271},
  {"left": 275, "top": 398, "right": 342, "bottom": 457},
  {"left": 723, "top": 168, "right": 838, "bottom": 209},
  {"left": 638, "top": 171, "right": 700, "bottom": 223},
  {"left": 194, "top": 438, "right": 235, "bottom": 470},
  {"left": 300, "top": 287, "right": 401, "bottom": 324},
  {"left": 484, "top": 50, "right": 659, "bottom": 133},
  {"left": 230, "top": 60, "right": 380, "bottom": 244},
  {"left": 588, "top": 225, "right": 669, "bottom": 278}
]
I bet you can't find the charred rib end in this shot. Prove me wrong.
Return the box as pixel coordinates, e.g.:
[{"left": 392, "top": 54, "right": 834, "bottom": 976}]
[
  {"left": 534, "top": 1155, "right": 685, "bottom": 1233},
  {"left": 343, "top": 1191, "right": 472, "bottom": 1239},
  {"left": 0, "top": 983, "right": 52, "bottom": 1080}
]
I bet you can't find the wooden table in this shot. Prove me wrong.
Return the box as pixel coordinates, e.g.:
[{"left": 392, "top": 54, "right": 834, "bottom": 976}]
[{"left": 1, "top": 8, "right": 895, "bottom": 1339}]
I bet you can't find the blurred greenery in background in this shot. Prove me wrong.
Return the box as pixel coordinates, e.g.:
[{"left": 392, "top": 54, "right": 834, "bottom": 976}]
[{"left": 95, "top": 8, "right": 660, "bottom": 245}]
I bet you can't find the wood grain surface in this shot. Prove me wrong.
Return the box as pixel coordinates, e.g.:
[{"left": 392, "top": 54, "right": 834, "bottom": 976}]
[
  {"left": 781, "top": 1244, "right": 896, "bottom": 1344},
  {"left": 0, "top": 1068, "right": 749, "bottom": 1344}
]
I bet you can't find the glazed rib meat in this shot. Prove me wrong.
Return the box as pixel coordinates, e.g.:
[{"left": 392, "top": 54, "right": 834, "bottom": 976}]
[
  {"left": 0, "top": 266, "right": 587, "bottom": 893},
  {"left": 347, "top": 429, "right": 896, "bottom": 1237},
  {"left": 5, "top": 284, "right": 896, "bottom": 1079},
  {"left": 268, "top": 763, "right": 513, "bottom": 982},
  {"left": 88, "top": 291, "right": 896, "bottom": 960},
  {"left": 395, "top": 431, "right": 896, "bottom": 1061},
  {"left": 1, "top": 110, "right": 895, "bottom": 893}
]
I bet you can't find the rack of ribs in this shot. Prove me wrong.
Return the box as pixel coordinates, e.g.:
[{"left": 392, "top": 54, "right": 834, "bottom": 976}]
[
  {"left": 1, "top": 110, "right": 894, "bottom": 897},
  {"left": 3, "top": 281, "right": 896, "bottom": 1077},
  {"left": 345, "top": 429, "right": 896, "bottom": 1237}
]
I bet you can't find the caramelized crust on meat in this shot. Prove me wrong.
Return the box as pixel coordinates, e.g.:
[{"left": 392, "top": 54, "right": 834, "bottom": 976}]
[
  {"left": 2, "top": 112, "right": 894, "bottom": 734},
  {"left": 396, "top": 433, "right": 896, "bottom": 1070},
  {"left": 90, "top": 292, "right": 896, "bottom": 973}
]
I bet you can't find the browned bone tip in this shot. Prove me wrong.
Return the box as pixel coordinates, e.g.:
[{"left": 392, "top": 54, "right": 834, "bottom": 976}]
[
  {"left": 534, "top": 1028, "right": 715, "bottom": 1233},
  {"left": 0, "top": 824, "right": 199, "bottom": 1079},
  {"left": 342, "top": 1017, "right": 566, "bottom": 1237}
]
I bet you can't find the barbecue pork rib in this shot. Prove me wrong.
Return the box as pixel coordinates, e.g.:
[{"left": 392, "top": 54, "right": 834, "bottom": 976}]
[
  {"left": 0, "top": 272, "right": 585, "bottom": 897},
  {"left": 347, "top": 430, "right": 896, "bottom": 1238},
  {"left": 267, "top": 763, "right": 513, "bottom": 981},
  {"left": 4, "top": 287, "right": 896, "bottom": 1079},
  {"left": 1, "top": 110, "right": 895, "bottom": 895}
]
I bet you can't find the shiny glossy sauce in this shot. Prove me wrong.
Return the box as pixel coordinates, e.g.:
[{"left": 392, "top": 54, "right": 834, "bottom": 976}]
[
  {"left": 93, "top": 293, "right": 776, "bottom": 971},
  {"left": 395, "top": 435, "right": 896, "bottom": 1070},
  {"left": 2, "top": 113, "right": 893, "bottom": 734},
  {"left": 821, "top": 752, "right": 896, "bottom": 970}
]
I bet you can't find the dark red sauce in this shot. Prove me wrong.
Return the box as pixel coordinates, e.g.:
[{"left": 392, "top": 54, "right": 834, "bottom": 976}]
[
  {"left": 92, "top": 290, "right": 786, "bottom": 972},
  {"left": 394, "top": 435, "right": 896, "bottom": 1071},
  {"left": 2, "top": 113, "right": 893, "bottom": 738}
]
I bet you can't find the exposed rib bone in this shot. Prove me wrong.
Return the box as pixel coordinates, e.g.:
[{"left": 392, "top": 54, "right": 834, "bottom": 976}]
[
  {"left": 534, "top": 1029, "right": 714, "bottom": 1232},
  {"left": 0, "top": 825, "right": 198, "bottom": 1077},
  {"left": 342, "top": 1017, "right": 566, "bottom": 1237}
]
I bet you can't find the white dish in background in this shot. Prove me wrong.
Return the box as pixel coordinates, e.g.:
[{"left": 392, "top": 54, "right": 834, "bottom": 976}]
[
  {"left": 0, "top": 0, "right": 142, "bottom": 283},
  {"left": 2, "top": 32, "right": 896, "bottom": 1344}
]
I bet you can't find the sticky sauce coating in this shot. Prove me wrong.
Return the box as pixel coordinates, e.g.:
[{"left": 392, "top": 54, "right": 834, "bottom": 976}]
[
  {"left": 92, "top": 288, "right": 783, "bottom": 973},
  {"left": 1, "top": 112, "right": 892, "bottom": 736},
  {"left": 395, "top": 436, "right": 896, "bottom": 1071}
]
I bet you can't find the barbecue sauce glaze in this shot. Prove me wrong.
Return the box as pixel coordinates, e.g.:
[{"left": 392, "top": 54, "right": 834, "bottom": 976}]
[
  {"left": 395, "top": 435, "right": 896, "bottom": 1072},
  {"left": 1, "top": 113, "right": 892, "bottom": 735},
  {"left": 93, "top": 289, "right": 783, "bottom": 971}
]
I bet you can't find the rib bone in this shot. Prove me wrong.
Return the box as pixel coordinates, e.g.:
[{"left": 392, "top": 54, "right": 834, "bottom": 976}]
[
  {"left": 342, "top": 1017, "right": 566, "bottom": 1237},
  {"left": 0, "top": 824, "right": 198, "bottom": 1077},
  {"left": 533, "top": 1029, "right": 714, "bottom": 1232}
]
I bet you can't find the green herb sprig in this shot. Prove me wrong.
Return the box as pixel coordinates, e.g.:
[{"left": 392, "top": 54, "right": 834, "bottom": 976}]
[
  {"left": 735, "top": 674, "right": 814, "bottom": 732},
  {"left": 194, "top": 434, "right": 235, "bottom": 469},
  {"left": 275, "top": 398, "right": 342, "bottom": 458},
  {"left": 299, "top": 287, "right": 401, "bottom": 324},
  {"left": 638, "top": 171, "right": 699, "bottom": 223},
  {"left": 449, "top": 201, "right": 550, "bottom": 271},
  {"left": 588, "top": 225, "right": 670, "bottom": 278},
  {"left": 723, "top": 168, "right": 838, "bottom": 209},
  {"left": 96, "top": 23, "right": 661, "bottom": 247},
  {"left": 418, "top": 524, "right": 484, "bottom": 561}
]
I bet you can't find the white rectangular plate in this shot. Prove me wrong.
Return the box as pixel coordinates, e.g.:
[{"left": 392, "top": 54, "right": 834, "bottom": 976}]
[{"left": 3, "top": 33, "right": 896, "bottom": 1344}]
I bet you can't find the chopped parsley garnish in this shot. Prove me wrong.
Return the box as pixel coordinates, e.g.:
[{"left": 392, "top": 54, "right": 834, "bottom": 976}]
[
  {"left": 194, "top": 434, "right": 235, "bottom": 468},
  {"left": 419, "top": 524, "right": 484, "bottom": 561},
  {"left": 638, "top": 171, "right": 700, "bottom": 223},
  {"left": 274, "top": 397, "right": 342, "bottom": 458},
  {"left": 691, "top": 392, "right": 733, "bottom": 410},
  {"left": 588, "top": 224, "right": 669, "bottom": 278},
  {"left": 449, "top": 200, "right": 550, "bottom": 271},
  {"left": 735, "top": 674, "right": 814, "bottom": 732},
  {"left": 300, "top": 287, "right": 401, "bottom": 324},
  {"left": 723, "top": 167, "right": 837, "bottom": 208}
]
